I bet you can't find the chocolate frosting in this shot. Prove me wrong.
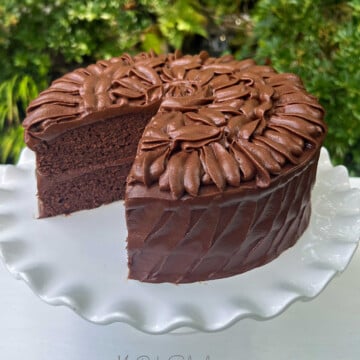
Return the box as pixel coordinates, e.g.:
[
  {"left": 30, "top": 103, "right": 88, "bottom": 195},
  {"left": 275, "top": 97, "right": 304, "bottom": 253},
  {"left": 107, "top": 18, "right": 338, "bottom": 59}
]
[{"left": 24, "top": 51, "right": 326, "bottom": 197}]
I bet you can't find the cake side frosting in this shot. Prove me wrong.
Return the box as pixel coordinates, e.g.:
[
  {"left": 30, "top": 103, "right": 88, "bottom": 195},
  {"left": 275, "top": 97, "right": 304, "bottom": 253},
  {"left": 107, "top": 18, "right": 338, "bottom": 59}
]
[
  {"left": 23, "top": 51, "right": 327, "bottom": 197},
  {"left": 126, "top": 147, "right": 321, "bottom": 283}
]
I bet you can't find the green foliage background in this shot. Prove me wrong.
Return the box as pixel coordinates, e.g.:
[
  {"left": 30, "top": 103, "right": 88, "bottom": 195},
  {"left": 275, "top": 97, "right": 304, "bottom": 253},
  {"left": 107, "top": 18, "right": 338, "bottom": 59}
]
[{"left": 1, "top": 0, "right": 359, "bottom": 174}]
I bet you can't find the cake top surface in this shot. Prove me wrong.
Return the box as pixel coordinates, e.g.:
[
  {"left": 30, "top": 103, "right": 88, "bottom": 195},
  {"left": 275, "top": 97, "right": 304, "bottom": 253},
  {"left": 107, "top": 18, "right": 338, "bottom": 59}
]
[{"left": 23, "top": 50, "right": 327, "bottom": 197}]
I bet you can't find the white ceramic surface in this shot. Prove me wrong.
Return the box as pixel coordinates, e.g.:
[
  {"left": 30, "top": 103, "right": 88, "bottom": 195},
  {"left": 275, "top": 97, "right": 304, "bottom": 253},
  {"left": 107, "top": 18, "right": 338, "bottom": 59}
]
[{"left": 0, "top": 148, "right": 359, "bottom": 334}]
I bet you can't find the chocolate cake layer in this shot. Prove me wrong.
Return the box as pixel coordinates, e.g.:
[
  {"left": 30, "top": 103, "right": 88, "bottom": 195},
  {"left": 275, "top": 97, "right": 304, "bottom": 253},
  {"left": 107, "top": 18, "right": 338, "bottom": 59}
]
[
  {"left": 33, "top": 109, "right": 155, "bottom": 176},
  {"left": 32, "top": 106, "right": 158, "bottom": 217},
  {"left": 38, "top": 163, "right": 130, "bottom": 217}
]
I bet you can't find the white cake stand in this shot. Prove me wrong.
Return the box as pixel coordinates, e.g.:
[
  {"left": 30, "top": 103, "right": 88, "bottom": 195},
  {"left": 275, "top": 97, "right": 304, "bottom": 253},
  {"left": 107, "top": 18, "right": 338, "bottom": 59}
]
[{"left": 0, "top": 148, "right": 359, "bottom": 334}]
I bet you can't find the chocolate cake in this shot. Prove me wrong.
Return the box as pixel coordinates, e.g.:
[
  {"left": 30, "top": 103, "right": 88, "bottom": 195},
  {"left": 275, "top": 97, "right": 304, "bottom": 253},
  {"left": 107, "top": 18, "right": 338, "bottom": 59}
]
[{"left": 23, "top": 50, "right": 327, "bottom": 283}]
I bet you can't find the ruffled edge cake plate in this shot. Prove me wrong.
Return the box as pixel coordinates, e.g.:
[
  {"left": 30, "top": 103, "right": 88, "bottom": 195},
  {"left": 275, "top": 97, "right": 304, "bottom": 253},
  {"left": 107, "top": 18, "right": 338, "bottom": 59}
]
[{"left": 0, "top": 147, "right": 359, "bottom": 334}]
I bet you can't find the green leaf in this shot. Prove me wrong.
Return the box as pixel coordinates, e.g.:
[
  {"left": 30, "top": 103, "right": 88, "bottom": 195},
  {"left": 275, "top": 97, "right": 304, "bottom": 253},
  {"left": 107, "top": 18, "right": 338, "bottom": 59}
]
[
  {"left": 142, "top": 31, "right": 165, "bottom": 54},
  {"left": 0, "top": 125, "right": 25, "bottom": 163}
]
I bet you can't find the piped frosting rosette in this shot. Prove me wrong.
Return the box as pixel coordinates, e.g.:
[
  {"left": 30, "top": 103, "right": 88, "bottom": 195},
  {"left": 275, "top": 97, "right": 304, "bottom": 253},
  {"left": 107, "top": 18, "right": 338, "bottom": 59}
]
[{"left": 23, "top": 50, "right": 326, "bottom": 197}]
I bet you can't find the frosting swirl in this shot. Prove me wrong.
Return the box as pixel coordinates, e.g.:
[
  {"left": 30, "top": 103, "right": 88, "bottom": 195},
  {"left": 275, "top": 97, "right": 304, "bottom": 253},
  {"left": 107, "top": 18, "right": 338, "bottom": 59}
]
[{"left": 23, "top": 51, "right": 326, "bottom": 197}]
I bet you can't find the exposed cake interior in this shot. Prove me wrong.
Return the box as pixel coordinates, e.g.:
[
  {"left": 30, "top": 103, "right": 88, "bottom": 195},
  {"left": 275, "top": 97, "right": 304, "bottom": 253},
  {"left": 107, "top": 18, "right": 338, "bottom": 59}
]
[{"left": 33, "top": 107, "right": 157, "bottom": 217}]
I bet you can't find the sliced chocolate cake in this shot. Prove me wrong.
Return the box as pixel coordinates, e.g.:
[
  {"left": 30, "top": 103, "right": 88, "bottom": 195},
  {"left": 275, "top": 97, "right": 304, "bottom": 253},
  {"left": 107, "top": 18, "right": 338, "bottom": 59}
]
[{"left": 23, "top": 51, "right": 327, "bottom": 283}]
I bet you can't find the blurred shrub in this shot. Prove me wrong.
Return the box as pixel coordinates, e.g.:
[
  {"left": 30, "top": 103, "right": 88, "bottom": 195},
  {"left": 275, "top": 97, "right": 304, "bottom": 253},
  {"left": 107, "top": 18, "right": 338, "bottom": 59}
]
[
  {"left": 244, "top": 0, "right": 360, "bottom": 175},
  {"left": 0, "top": 0, "right": 359, "bottom": 175},
  {"left": 0, "top": 0, "right": 210, "bottom": 162},
  {"left": 0, "top": 75, "right": 40, "bottom": 162}
]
